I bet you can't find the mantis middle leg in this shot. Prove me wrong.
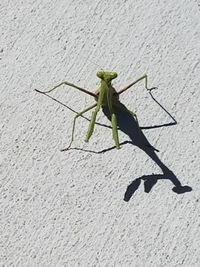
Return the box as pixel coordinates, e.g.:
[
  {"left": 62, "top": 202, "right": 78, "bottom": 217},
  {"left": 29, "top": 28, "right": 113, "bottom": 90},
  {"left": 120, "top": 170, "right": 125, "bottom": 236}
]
[
  {"left": 35, "top": 81, "right": 97, "bottom": 98},
  {"left": 117, "top": 74, "right": 157, "bottom": 95}
]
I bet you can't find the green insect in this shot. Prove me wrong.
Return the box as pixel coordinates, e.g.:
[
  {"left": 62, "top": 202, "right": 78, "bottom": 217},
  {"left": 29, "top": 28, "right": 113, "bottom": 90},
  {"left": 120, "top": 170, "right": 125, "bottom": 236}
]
[{"left": 35, "top": 72, "right": 157, "bottom": 150}]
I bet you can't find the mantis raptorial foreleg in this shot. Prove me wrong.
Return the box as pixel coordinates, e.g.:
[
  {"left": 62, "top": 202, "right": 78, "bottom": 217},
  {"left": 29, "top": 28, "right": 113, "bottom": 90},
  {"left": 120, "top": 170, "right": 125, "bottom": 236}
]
[
  {"left": 111, "top": 113, "right": 120, "bottom": 149},
  {"left": 35, "top": 81, "right": 97, "bottom": 98},
  {"left": 61, "top": 103, "right": 97, "bottom": 151},
  {"left": 85, "top": 110, "right": 98, "bottom": 142},
  {"left": 117, "top": 74, "right": 158, "bottom": 95},
  {"left": 85, "top": 83, "right": 106, "bottom": 142},
  {"left": 84, "top": 80, "right": 120, "bottom": 149}
]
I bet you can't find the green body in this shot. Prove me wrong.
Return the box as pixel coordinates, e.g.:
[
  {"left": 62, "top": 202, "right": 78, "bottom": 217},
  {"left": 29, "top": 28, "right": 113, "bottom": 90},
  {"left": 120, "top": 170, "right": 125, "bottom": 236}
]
[
  {"left": 85, "top": 71, "right": 120, "bottom": 148},
  {"left": 35, "top": 71, "right": 157, "bottom": 150}
]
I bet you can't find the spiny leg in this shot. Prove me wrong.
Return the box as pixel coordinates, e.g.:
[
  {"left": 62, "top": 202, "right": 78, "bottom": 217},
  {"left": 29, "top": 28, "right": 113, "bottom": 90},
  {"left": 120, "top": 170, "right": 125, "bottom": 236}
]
[
  {"left": 35, "top": 81, "right": 97, "bottom": 98},
  {"left": 117, "top": 74, "right": 157, "bottom": 95},
  {"left": 61, "top": 103, "right": 97, "bottom": 151}
]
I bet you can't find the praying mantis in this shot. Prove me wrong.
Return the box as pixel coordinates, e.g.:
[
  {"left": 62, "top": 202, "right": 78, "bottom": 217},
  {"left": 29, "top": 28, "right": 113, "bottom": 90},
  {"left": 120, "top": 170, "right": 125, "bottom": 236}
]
[{"left": 35, "top": 71, "right": 157, "bottom": 150}]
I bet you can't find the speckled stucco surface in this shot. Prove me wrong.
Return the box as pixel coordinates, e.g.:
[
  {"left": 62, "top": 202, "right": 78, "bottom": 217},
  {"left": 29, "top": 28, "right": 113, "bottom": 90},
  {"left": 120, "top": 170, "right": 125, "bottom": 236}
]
[{"left": 1, "top": 0, "right": 200, "bottom": 266}]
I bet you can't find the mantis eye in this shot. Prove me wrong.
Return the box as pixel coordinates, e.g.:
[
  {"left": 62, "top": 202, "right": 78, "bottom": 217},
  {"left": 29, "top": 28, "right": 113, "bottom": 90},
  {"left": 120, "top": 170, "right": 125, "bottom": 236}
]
[
  {"left": 96, "top": 71, "right": 104, "bottom": 79},
  {"left": 111, "top": 72, "right": 118, "bottom": 79}
]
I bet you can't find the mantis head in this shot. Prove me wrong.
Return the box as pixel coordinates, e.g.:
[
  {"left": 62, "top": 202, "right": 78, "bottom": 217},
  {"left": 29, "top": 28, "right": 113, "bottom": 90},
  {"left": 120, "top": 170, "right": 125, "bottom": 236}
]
[{"left": 97, "top": 71, "right": 118, "bottom": 82}]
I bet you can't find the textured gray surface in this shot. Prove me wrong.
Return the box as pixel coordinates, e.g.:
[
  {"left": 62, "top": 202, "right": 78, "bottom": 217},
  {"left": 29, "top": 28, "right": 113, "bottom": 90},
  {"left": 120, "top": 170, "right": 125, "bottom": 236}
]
[{"left": 1, "top": 0, "right": 200, "bottom": 266}]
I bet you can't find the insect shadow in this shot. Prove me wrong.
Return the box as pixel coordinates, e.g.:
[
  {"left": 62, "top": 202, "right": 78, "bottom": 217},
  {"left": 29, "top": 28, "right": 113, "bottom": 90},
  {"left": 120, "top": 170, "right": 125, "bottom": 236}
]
[
  {"left": 100, "top": 100, "right": 192, "bottom": 201},
  {"left": 69, "top": 91, "right": 191, "bottom": 200},
  {"left": 40, "top": 92, "right": 192, "bottom": 200}
]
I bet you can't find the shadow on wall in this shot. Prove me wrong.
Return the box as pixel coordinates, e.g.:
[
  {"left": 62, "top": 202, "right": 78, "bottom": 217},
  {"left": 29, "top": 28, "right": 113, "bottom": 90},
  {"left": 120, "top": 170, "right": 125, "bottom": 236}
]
[
  {"left": 101, "top": 97, "right": 192, "bottom": 201},
  {"left": 124, "top": 174, "right": 192, "bottom": 202},
  {"left": 36, "top": 91, "right": 192, "bottom": 201}
]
